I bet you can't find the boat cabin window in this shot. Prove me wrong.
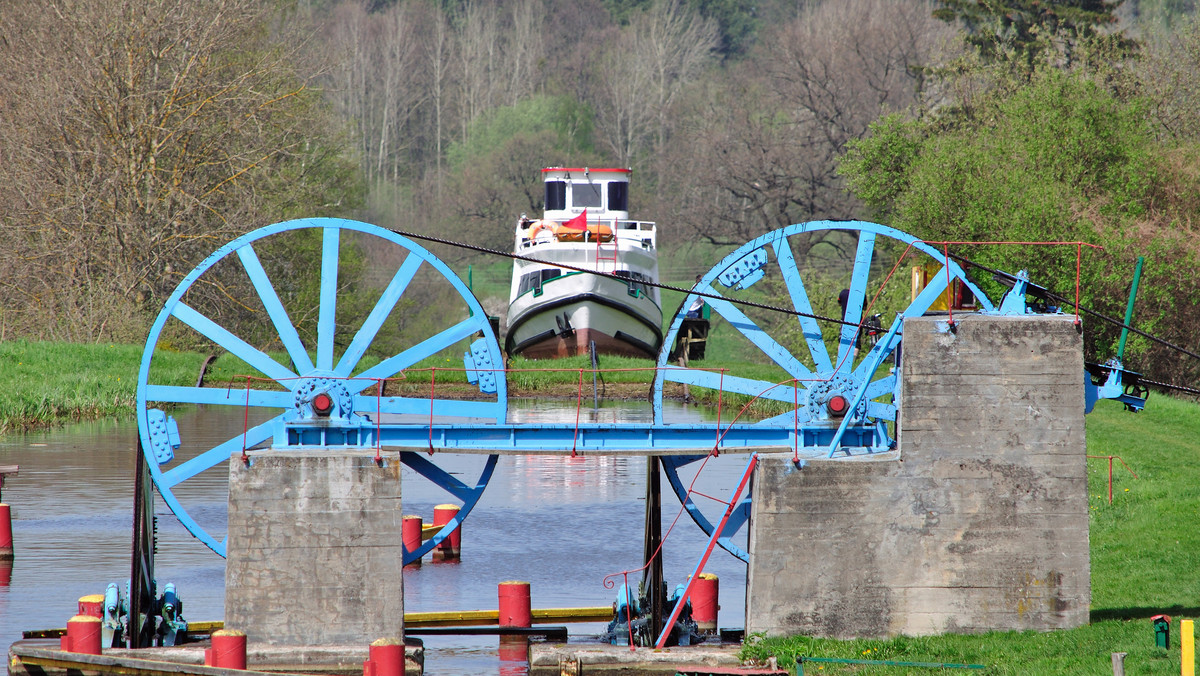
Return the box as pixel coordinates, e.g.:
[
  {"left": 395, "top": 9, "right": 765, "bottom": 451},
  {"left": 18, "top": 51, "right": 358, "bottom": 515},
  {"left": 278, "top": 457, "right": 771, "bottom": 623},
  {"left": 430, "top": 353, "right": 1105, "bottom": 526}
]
[
  {"left": 607, "top": 182, "right": 628, "bottom": 212},
  {"left": 572, "top": 182, "right": 603, "bottom": 209},
  {"left": 545, "top": 181, "right": 567, "bottom": 211},
  {"left": 518, "top": 268, "right": 563, "bottom": 296}
]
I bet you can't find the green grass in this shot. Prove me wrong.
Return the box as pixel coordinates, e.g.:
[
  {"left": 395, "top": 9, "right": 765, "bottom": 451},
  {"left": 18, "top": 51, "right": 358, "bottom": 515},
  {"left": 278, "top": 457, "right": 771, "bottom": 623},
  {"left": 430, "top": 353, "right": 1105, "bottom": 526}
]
[
  {"left": 741, "top": 394, "right": 1200, "bottom": 675},
  {"left": 0, "top": 340, "right": 196, "bottom": 433}
]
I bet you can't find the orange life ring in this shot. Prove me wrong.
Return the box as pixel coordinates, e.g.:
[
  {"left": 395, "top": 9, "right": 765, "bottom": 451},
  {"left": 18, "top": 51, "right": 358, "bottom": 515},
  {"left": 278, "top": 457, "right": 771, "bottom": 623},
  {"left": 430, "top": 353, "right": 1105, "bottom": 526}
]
[{"left": 527, "top": 220, "right": 557, "bottom": 240}]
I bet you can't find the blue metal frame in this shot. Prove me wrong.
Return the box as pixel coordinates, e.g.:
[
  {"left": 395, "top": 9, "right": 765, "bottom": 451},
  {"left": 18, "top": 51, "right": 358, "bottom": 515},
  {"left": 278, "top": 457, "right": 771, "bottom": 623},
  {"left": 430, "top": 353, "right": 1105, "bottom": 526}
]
[
  {"left": 136, "top": 218, "right": 506, "bottom": 558},
  {"left": 139, "top": 218, "right": 1019, "bottom": 564},
  {"left": 652, "top": 221, "right": 996, "bottom": 558}
]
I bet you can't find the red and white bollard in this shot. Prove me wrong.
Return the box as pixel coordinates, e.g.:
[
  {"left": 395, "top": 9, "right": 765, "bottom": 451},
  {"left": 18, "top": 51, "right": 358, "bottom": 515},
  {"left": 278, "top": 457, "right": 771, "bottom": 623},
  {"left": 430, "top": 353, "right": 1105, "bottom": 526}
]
[
  {"left": 498, "top": 581, "right": 532, "bottom": 628},
  {"left": 363, "top": 637, "right": 404, "bottom": 676},
  {"left": 692, "top": 573, "right": 719, "bottom": 634},
  {"left": 431, "top": 504, "right": 461, "bottom": 560},
  {"left": 402, "top": 515, "right": 423, "bottom": 565},
  {"left": 206, "top": 629, "right": 247, "bottom": 669},
  {"left": 62, "top": 615, "right": 102, "bottom": 655}
]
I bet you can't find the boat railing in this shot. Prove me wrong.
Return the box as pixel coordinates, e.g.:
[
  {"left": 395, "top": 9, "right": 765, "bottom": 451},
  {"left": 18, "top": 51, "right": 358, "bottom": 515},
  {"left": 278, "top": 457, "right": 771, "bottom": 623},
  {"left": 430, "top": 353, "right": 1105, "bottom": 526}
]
[{"left": 517, "top": 219, "right": 656, "bottom": 250}]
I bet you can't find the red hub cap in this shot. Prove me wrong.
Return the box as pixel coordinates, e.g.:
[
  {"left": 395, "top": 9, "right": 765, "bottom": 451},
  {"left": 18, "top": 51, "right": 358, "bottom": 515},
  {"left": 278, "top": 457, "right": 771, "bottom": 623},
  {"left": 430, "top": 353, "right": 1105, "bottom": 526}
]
[
  {"left": 828, "top": 395, "right": 849, "bottom": 417},
  {"left": 312, "top": 392, "right": 334, "bottom": 416}
]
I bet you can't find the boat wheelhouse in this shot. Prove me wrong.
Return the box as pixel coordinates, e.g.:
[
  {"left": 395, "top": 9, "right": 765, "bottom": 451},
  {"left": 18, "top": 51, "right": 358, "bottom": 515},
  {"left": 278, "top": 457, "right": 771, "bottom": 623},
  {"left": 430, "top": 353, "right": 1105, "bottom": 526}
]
[{"left": 506, "top": 167, "right": 662, "bottom": 359}]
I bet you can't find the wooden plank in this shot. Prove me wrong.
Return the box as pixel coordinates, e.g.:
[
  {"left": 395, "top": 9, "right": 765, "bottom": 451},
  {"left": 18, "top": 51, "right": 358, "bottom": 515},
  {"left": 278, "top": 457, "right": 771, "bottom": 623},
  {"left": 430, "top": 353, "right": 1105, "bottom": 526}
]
[
  {"left": 9, "top": 645, "right": 312, "bottom": 676},
  {"left": 0, "top": 464, "right": 18, "bottom": 476}
]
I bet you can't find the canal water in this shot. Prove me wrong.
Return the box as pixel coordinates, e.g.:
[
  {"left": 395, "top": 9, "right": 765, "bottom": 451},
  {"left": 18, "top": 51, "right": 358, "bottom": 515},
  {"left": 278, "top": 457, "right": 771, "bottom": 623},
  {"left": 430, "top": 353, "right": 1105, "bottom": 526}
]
[{"left": 0, "top": 399, "right": 750, "bottom": 675}]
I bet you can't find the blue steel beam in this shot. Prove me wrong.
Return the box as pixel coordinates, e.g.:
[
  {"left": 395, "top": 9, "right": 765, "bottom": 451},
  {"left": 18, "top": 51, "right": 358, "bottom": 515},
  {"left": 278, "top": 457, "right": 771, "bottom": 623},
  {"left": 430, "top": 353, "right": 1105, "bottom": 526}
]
[{"left": 277, "top": 420, "right": 892, "bottom": 456}]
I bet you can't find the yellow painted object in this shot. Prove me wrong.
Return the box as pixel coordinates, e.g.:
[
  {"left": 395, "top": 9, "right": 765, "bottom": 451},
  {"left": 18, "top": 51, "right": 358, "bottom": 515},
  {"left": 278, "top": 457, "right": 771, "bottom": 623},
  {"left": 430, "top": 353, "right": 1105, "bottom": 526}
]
[
  {"left": 29, "top": 606, "right": 616, "bottom": 640},
  {"left": 1184, "top": 619, "right": 1195, "bottom": 676},
  {"left": 911, "top": 264, "right": 950, "bottom": 311}
]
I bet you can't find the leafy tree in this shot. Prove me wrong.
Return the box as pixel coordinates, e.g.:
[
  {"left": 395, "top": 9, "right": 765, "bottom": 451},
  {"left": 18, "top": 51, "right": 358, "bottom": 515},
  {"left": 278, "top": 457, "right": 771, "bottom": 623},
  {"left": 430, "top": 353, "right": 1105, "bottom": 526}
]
[
  {"left": 841, "top": 66, "right": 1200, "bottom": 386},
  {"left": 933, "top": 0, "right": 1136, "bottom": 71}
]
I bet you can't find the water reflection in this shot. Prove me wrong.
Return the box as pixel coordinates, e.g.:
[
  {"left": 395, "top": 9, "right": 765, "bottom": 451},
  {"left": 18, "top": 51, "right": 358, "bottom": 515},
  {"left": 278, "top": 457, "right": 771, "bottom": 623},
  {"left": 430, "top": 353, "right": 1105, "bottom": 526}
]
[{"left": 0, "top": 398, "right": 749, "bottom": 676}]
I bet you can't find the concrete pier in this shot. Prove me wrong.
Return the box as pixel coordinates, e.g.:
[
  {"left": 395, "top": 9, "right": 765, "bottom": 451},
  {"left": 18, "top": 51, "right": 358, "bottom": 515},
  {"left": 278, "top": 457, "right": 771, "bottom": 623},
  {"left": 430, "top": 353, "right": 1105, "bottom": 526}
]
[
  {"left": 225, "top": 452, "right": 405, "bottom": 646},
  {"left": 747, "top": 314, "right": 1089, "bottom": 637}
]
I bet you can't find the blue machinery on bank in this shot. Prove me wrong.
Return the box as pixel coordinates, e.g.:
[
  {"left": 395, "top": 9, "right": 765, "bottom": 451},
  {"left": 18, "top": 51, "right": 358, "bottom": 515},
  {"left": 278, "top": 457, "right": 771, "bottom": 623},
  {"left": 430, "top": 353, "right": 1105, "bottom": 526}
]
[{"left": 132, "top": 218, "right": 1150, "bottom": 648}]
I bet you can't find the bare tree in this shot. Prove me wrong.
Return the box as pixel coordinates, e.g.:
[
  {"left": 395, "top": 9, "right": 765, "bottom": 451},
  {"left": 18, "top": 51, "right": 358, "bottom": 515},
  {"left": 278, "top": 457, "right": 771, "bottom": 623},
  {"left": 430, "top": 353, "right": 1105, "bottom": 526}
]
[
  {"left": 659, "top": 0, "right": 954, "bottom": 246},
  {"left": 593, "top": 0, "right": 719, "bottom": 170},
  {"left": 0, "top": 0, "right": 356, "bottom": 341},
  {"left": 323, "top": 1, "right": 427, "bottom": 186}
]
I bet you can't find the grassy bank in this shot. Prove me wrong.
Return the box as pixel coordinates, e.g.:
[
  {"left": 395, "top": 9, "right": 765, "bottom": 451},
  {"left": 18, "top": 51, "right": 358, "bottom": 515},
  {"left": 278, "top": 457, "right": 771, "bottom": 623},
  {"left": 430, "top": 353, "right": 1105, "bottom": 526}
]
[
  {"left": 0, "top": 341, "right": 198, "bottom": 433},
  {"left": 741, "top": 394, "right": 1200, "bottom": 675}
]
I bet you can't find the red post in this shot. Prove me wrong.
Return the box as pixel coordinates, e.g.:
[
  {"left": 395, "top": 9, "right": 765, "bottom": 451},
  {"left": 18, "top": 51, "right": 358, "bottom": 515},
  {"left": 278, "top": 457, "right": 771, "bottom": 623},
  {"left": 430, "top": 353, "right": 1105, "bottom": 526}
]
[
  {"left": 499, "top": 635, "right": 529, "bottom": 676},
  {"left": 691, "top": 573, "right": 719, "bottom": 633},
  {"left": 208, "top": 629, "right": 247, "bottom": 669},
  {"left": 78, "top": 594, "right": 104, "bottom": 619},
  {"left": 65, "top": 615, "right": 102, "bottom": 655},
  {"left": 498, "top": 581, "right": 532, "bottom": 628},
  {"left": 0, "top": 503, "right": 13, "bottom": 560},
  {"left": 432, "top": 504, "right": 461, "bottom": 560},
  {"left": 364, "top": 638, "right": 404, "bottom": 676},
  {"left": 402, "top": 515, "right": 423, "bottom": 564}
]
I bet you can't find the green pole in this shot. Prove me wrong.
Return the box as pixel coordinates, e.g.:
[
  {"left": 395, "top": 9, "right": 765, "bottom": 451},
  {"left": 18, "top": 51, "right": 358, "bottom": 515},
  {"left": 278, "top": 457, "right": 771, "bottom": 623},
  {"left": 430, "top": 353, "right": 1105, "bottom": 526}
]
[
  {"left": 1117, "top": 257, "right": 1144, "bottom": 361},
  {"left": 468, "top": 264, "right": 473, "bottom": 291}
]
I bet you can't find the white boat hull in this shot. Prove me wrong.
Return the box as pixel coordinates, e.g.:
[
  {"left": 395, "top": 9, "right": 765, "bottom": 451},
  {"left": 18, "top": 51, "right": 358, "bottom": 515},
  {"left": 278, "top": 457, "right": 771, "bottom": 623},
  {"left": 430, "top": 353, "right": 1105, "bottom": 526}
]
[{"left": 507, "top": 273, "right": 662, "bottom": 359}]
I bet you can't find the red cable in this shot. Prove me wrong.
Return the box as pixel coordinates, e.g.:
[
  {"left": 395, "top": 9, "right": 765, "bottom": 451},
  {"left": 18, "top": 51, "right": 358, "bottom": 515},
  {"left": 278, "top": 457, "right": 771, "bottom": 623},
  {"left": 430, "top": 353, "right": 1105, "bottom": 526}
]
[
  {"left": 571, "top": 368, "right": 584, "bottom": 457},
  {"left": 427, "top": 367, "right": 436, "bottom": 455}
]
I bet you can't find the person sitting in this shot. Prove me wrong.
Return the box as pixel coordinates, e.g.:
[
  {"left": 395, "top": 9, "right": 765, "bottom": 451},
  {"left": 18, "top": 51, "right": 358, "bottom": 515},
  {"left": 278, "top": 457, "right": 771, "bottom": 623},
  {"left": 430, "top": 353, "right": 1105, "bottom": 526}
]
[{"left": 686, "top": 275, "right": 704, "bottom": 318}]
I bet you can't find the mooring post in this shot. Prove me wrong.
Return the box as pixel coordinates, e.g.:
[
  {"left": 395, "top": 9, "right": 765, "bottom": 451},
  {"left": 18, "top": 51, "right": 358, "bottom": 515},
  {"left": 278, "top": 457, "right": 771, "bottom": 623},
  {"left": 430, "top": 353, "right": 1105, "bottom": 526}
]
[{"left": 643, "top": 455, "right": 664, "bottom": 641}]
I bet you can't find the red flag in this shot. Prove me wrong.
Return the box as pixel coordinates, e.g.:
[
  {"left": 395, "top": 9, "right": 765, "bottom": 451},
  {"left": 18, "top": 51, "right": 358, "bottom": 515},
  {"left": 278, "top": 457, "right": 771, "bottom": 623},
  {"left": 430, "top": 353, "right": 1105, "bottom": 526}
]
[{"left": 562, "top": 208, "right": 587, "bottom": 231}]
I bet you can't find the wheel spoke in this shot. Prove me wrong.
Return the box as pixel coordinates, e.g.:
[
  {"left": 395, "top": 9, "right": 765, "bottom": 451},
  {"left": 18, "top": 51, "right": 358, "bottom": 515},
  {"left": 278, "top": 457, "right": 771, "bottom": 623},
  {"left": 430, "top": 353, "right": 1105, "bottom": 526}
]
[
  {"left": 661, "top": 367, "right": 802, "bottom": 403},
  {"left": 317, "top": 226, "right": 340, "bottom": 371},
  {"left": 336, "top": 253, "right": 423, "bottom": 377},
  {"left": 145, "top": 384, "right": 292, "bottom": 409},
  {"left": 660, "top": 457, "right": 750, "bottom": 563},
  {"left": 703, "top": 289, "right": 814, "bottom": 381},
  {"left": 171, "top": 302, "right": 297, "bottom": 383},
  {"left": 158, "top": 418, "right": 278, "bottom": 488},
  {"left": 756, "top": 406, "right": 815, "bottom": 427},
  {"left": 720, "top": 497, "right": 751, "bottom": 537},
  {"left": 352, "top": 317, "right": 480, "bottom": 390},
  {"left": 400, "top": 452, "right": 476, "bottom": 502},
  {"left": 865, "top": 401, "right": 896, "bottom": 421},
  {"left": 237, "top": 243, "right": 314, "bottom": 375},
  {"left": 862, "top": 374, "right": 897, "bottom": 400},
  {"left": 837, "top": 230, "right": 875, "bottom": 368},
  {"left": 773, "top": 238, "right": 833, "bottom": 373}
]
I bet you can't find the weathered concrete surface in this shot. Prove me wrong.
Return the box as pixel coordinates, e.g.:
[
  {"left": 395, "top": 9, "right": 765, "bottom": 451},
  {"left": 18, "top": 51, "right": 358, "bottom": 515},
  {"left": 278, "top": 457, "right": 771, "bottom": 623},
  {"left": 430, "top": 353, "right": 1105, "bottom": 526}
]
[
  {"left": 225, "top": 452, "right": 404, "bottom": 646},
  {"left": 747, "top": 314, "right": 1089, "bottom": 638}
]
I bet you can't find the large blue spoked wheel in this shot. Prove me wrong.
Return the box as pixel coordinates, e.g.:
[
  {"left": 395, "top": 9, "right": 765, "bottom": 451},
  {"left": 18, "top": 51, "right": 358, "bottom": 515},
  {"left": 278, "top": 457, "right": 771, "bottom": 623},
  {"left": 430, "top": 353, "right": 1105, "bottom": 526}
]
[
  {"left": 136, "top": 218, "right": 506, "bottom": 561},
  {"left": 654, "top": 220, "right": 996, "bottom": 561}
]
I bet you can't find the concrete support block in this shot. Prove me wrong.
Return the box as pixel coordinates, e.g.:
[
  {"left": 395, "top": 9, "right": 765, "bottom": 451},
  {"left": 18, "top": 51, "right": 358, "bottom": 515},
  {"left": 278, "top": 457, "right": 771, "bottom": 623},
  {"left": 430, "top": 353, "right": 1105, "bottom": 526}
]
[
  {"left": 747, "top": 314, "right": 1089, "bottom": 638},
  {"left": 225, "top": 452, "right": 404, "bottom": 645}
]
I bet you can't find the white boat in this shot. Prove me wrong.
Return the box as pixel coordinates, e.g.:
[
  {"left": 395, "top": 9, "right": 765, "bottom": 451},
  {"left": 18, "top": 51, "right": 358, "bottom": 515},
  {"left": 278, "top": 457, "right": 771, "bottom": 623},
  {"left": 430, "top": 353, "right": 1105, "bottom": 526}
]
[{"left": 506, "top": 167, "right": 662, "bottom": 359}]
